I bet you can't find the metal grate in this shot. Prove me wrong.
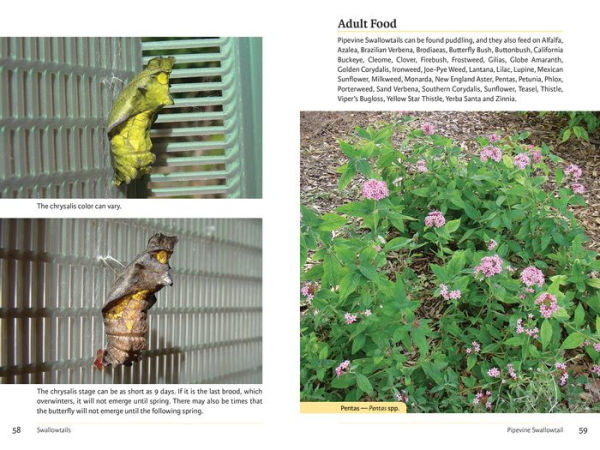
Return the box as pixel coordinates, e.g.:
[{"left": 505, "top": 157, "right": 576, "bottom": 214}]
[
  {"left": 0, "top": 37, "right": 262, "bottom": 199},
  {"left": 0, "top": 37, "right": 141, "bottom": 198},
  {"left": 142, "top": 37, "right": 262, "bottom": 198},
  {"left": 0, "top": 218, "right": 263, "bottom": 384}
]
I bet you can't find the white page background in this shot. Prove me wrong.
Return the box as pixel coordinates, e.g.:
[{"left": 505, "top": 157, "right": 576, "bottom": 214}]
[{"left": 1, "top": 0, "right": 599, "bottom": 448}]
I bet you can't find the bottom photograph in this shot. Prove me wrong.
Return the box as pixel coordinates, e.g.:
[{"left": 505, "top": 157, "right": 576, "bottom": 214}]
[{"left": 0, "top": 218, "right": 262, "bottom": 384}]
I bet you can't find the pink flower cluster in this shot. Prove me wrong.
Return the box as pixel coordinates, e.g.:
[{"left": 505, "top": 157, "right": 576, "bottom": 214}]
[
  {"left": 565, "top": 163, "right": 582, "bottom": 181},
  {"left": 416, "top": 159, "right": 428, "bottom": 172},
  {"left": 480, "top": 146, "right": 502, "bottom": 162},
  {"left": 364, "top": 309, "right": 372, "bottom": 317},
  {"left": 474, "top": 255, "right": 503, "bottom": 278},
  {"left": 507, "top": 363, "right": 517, "bottom": 380},
  {"left": 465, "top": 341, "right": 481, "bottom": 354},
  {"left": 487, "top": 367, "right": 501, "bottom": 378},
  {"left": 473, "top": 391, "right": 492, "bottom": 410},
  {"left": 554, "top": 362, "right": 568, "bottom": 387},
  {"left": 529, "top": 148, "right": 542, "bottom": 163},
  {"left": 535, "top": 293, "right": 558, "bottom": 319},
  {"left": 487, "top": 239, "right": 497, "bottom": 250},
  {"left": 301, "top": 282, "right": 318, "bottom": 301},
  {"left": 335, "top": 360, "right": 350, "bottom": 377},
  {"left": 591, "top": 365, "right": 600, "bottom": 377},
  {"left": 516, "top": 314, "right": 539, "bottom": 338},
  {"left": 562, "top": 164, "right": 585, "bottom": 195},
  {"left": 520, "top": 266, "right": 545, "bottom": 287},
  {"left": 362, "top": 179, "right": 389, "bottom": 200},
  {"left": 593, "top": 342, "right": 600, "bottom": 352},
  {"left": 514, "top": 153, "right": 531, "bottom": 169},
  {"left": 395, "top": 391, "right": 408, "bottom": 402},
  {"left": 440, "top": 284, "right": 461, "bottom": 300},
  {"left": 421, "top": 122, "right": 435, "bottom": 135},
  {"left": 424, "top": 210, "right": 446, "bottom": 228},
  {"left": 488, "top": 133, "right": 500, "bottom": 143},
  {"left": 344, "top": 312, "right": 357, "bottom": 325}
]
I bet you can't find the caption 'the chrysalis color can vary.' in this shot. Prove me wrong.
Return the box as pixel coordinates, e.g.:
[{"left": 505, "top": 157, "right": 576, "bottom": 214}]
[
  {"left": 106, "top": 57, "right": 175, "bottom": 185},
  {"left": 94, "top": 233, "right": 178, "bottom": 370}
]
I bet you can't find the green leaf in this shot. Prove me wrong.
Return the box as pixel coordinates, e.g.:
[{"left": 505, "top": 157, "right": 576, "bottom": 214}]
[
  {"left": 383, "top": 237, "right": 411, "bottom": 252},
  {"left": 505, "top": 336, "right": 524, "bottom": 347},
  {"left": 318, "top": 213, "right": 347, "bottom": 232},
  {"left": 352, "top": 334, "right": 366, "bottom": 354},
  {"left": 429, "top": 263, "right": 447, "bottom": 281},
  {"left": 466, "top": 354, "right": 477, "bottom": 371},
  {"left": 318, "top": 346, "right": 329, "bottom": 360},
  {"left": 553, "top": 307, "right": 570, "bottom": 321},
  {"left": 540, "top": 319, "right": 552, "bottom": 350},
  {"left": 587, "top": 278, "right": 600, "bottom": 289},
  {"left": 503, "top": 154, "right": 514, "bottom": 169},
  {"left": 412, "top": 187, "right": 429, "bottom": 197},
  {"left": 444, "top": 219, "right": 461, "bottom": 233},
  {"left": 421, "top": 362, "right": 443, "bottom": 384},
  {"left": 411, "top": 328, "right": 429, "bottom": 357},
  {"left": 560, "top": 332, "right": 585, "bottom": 350},
  {"left": 356, "top": 373, "right": 374, "bottom": 396},
  {"left": 338, "top": 161, "right": 356, "bottom": 189},
  {"left": 339, "top": 272, "right": 362, "bottom": 301},
  {"left": 355, "top": 159, "right": 374, "bottom": 178},
  {"left": 339, "top": 140, "right": 358, "bottom": 158},
  {"left": 337, "top": 201, "right": 370, "bottom": 217},
  {"left": 446, "top": 251, "right": 466, "bottom": 277},
  {"left": 331, "top": 374, "right": 355, "bottom": 389},
  {"left": 323, "top": 254, "right": 342, "bottom": 287},
  {"left": 358, "top": 264, "right": 378, "bottom": 281},
  {"left": 574, "top": 303, "right": 585, "bottom": 327},
  {"left": 449, "top": 191, "right": 465, "bottom": 209}
]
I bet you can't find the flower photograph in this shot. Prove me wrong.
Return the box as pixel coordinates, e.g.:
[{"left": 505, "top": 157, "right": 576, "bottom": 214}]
[{"left": 300, "top": 111, "right": 600, "bottom": 412}]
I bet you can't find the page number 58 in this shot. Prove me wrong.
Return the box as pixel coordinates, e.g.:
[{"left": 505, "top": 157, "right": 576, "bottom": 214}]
[
  {"left": 579, "top": 427, "right": 588, "bottom": 435},
  {"left": 11, "top": 426, "right": 21, "bottom": 435}
]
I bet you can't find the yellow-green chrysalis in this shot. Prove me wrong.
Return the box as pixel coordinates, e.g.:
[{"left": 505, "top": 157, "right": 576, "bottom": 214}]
[{"left": 107, "top": 57, "right": 175, "bottom": 185}]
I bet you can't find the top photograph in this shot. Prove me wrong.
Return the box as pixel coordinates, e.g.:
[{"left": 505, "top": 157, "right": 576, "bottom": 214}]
[{"left": 0, "top": 37, "right": 262, "bottom": 198}]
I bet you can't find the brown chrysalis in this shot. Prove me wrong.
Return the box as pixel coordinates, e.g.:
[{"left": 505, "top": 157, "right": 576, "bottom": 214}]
[{"left": 94, "top": 233, "right": 178, "bottom": 370}]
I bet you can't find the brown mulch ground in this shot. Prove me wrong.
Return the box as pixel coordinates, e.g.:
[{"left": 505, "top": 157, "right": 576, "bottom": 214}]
[{"left": 300, "top": 111, "right": 600, "bottom": 250}]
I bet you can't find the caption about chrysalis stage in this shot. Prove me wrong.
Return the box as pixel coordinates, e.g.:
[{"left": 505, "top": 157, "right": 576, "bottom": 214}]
[
  {"left": 36, "top": 386, "right": 263, "bottom": 418},
  {"left": 337, "top": 31, "right": 565, "bottom": 104}
]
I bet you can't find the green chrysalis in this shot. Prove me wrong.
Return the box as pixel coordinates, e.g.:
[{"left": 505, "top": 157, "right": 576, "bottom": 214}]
[{"left": 107, "top": 57, "right": 175, "bottom": 185}]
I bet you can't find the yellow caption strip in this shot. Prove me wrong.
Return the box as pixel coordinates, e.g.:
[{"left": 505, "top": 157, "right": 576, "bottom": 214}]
[{"left": 301, "top": 402, "right": 406, "bottom": 414}]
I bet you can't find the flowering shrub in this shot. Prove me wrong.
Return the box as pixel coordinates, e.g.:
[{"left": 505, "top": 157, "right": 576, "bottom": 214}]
[{"left": 300, "top": 117, "right": 600, "bottom": 412}]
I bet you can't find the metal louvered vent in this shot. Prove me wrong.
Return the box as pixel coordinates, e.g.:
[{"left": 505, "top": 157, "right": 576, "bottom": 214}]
[
  {"left": 142, "top": 37, "right": 262, "bottom": 198},
  {"left": 0, "top": 37, "right": 141, "bottom": 198},
  {"left": 0, "top": 218, "right": 263, "bottom": 384}
]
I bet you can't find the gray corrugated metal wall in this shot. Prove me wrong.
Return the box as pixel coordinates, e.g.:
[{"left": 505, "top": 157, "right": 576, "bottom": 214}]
[
  {"left": 0, "top": 218, "right": 262, "bottom": 384},
  {"left": 0, "top": 37, "right": 140, "bottom": 198}
]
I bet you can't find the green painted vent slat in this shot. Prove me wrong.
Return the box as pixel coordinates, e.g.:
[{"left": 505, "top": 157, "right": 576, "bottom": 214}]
[
  {"left": 142, "top": 37, "right": 261, "bottom": 198},
  {"left": 141, "top": 38, "right": 227, "bottom": 50},
  {"left": 149, "top": 178, "right": 241, "bottom": 197}
]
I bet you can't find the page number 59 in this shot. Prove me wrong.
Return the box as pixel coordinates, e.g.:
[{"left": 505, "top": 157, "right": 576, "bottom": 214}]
[{"left": 578, "top": 427, "right": 588, "bottom": 435}]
